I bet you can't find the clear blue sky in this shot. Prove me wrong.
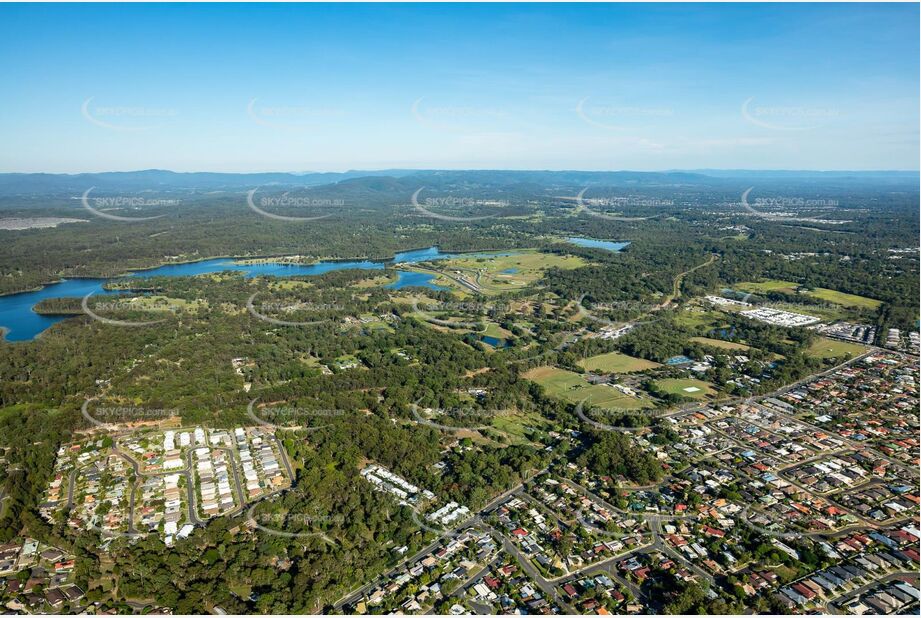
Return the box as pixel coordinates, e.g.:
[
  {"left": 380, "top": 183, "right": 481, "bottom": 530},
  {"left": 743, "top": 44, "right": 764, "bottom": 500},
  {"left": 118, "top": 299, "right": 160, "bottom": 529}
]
[{"left": 1, "top": 3, "right": 917, "bottom": 172}]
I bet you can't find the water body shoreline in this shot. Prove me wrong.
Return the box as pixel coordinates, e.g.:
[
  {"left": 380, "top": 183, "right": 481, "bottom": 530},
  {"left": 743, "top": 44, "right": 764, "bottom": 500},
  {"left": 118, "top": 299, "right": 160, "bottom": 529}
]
[{"left": 0, "top": 246, "right": 519, "bottom": 342}]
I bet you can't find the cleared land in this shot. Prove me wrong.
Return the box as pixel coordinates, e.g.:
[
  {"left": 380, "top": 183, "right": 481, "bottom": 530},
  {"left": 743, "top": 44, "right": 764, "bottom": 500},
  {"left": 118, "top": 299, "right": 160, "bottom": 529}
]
[
  {"left": 805, "top": 337, "right": 868, "bottom": 360},
  {"left": 689, "top": 336, "right": 751, "bottom": 351},
  {"left": 805, "top": 288, "right": 883, "bottom": 310},
  {"left": 652, "top": 378, "right": 717, "bottom": 400},
  {"left": 490, "top": 409, "right": 550, "bottom": 445},
  {"left": 578, "top": 351, "right": 660, "bottom": 373},
  {"left": 735, "top": 280, "right": 882, "bottom": 310},
  {"left": 437, "top": 250, "right": 587, "bottom": 294},
  {"left": 675, "top": 307, "right": 724, "bottom": 330},
  {"left": 523, "top": 366, "right": 653, "bottom": 410},
  {"left": 482, "top": 322, "right": 513, "bottom": 340},
  {"left": 735, "top": 280, "right": 800, "bottom": 295}
]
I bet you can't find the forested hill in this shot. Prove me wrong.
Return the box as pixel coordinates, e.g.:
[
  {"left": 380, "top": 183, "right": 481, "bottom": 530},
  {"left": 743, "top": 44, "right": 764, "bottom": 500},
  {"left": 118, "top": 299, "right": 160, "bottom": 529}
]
[{"left": 2, "top": 169, "right": 916, "bottom": 198}]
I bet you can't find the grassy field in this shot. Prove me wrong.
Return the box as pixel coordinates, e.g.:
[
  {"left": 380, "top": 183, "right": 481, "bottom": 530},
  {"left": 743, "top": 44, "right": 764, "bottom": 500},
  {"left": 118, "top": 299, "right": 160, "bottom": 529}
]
[
  {"left": 689, "top": 336, "right": 751, "bottom": 351},
  {"left": 490, "top": 409, "right": 550, "bottom": 444},
  {"left": 357, "top": 314, "right": 394, "bottom": 332},
  {"left": 578, "top": 351, "right": 660, "bottom": 373},
  {"left": 524, "top": 367, "right": 652, "bottom": 410},
  {"left": 735, "top": 280, "right": 800, "bottom": 294},
  {"left": 329, "top": 354, "right": 363, "bottom": 370},
  {"left": 439, "top": 250, "right": 587, "bottom": 294},
  {"left": 734, "top": 280, "right": 882, "bottom": 310},
  {"left": 482, "top": 322, "right": 513, "bottom": 339},
  {"left": 524, "top": 366, "right": 653, "bottom": 410},
  {"left": 652, "top": 378, "right": 716, "bottom": 400},
  {"left": 805, "top": 337, "right": 868, "bottom": 360},
  {"left": 805, "top": 288, "right": 883, "bottom": 310},
  {"left": 106, "top": 295, "right": 207, "bottom": 313},
  {"left": 675, "top": 306, "right": 724, "bottom": 330}
]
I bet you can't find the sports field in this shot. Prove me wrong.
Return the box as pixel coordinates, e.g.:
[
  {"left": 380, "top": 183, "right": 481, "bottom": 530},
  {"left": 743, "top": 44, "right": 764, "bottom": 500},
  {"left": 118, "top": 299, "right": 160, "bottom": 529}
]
[
  {"left": 805, "top": 337, "right": 868, "bottom": 360},
  {"left": 523, "top": 366, "right": 653, "bottom": 410},
  {"left": 652, "top": 378, "right": 716, "bottom": 400},
  {"left": 578, "top": 351, "right": 660, "bottom": 373}
]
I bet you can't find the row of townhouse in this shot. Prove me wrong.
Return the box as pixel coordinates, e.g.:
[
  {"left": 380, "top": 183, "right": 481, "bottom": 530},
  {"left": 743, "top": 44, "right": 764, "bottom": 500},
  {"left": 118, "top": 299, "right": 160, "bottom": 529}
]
[{"left": 196, "top": 446, "right": 235, "bottom": 518}]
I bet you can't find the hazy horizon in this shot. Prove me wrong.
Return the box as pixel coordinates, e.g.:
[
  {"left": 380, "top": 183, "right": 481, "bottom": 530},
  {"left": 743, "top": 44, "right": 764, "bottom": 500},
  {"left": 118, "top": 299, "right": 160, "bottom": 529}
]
[
  {"left": 2, "top": 3, "right": 918, "bottom": 173},
  {"left": 3, "top": 167, "right": 920, "bottom": 176}
]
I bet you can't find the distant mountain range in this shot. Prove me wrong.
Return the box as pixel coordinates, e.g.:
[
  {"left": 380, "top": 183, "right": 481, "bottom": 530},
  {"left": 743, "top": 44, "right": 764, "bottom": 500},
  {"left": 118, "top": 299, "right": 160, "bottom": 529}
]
[{"left": 0, "top": 169, "right": 916, "bottom": 197}]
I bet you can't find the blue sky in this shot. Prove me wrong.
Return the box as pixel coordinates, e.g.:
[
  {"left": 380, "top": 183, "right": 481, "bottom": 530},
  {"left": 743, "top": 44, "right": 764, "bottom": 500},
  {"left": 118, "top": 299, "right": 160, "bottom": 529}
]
[{"left": 1, "top": 3, "right": 917, "bottom": 172}]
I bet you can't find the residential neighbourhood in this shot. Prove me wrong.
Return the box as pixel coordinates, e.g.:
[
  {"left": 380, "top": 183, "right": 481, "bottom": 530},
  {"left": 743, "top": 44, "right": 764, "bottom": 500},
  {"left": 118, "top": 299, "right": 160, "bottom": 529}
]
[
  {"left": 40, "top": 426, "right": 291, "bottom": 546},
  {"left": 334, "top": 349, "right": 920, "bottom": 615},
  {"left": 0, "top": 538, "right": 84, "bottom": 613}
]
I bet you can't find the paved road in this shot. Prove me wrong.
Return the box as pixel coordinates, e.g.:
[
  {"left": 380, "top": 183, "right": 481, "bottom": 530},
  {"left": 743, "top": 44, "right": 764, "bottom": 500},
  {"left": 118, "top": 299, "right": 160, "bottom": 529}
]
[
  {"left": 554, "top": 550, "right": 649, "bottom": 602},
  {"left": 211, "top": 446, "right": 247, "bottom": 518},
  {"left": 333, "top": 529, "right": 457, "bottom": 610},
  {"left": 65, "top": 467, "right": 78, "bottom": 508},
  {"left": 554, "top": 539, "right": 656, "bottom": 584},
  {"left": 412, "top": 264, "right": 482, "bottom": 294},
  {"left": 756, "top": 400, "right": 919, "bottom": 480},
  {"left": 333, "top": 348, "right": 912, "bottom": 611},
  {"left": 479, "top": 522, "right": 578, "bottom": 615},
  {"left": 704, "top": 423, "right": 869, "bottom": 530},
  {"left": 825, "top": 571, "right": 919, "bottom": 613},
  {"left": 660, "top": 348, "right": 879, "bottom": 422},
  {"left": 112, "top": 446, "right": 204, "bottom": 526},
  {"left": 111, "top": 451, "right": 142, "bottom": 532},
  {"left": 270, "top": 434, "right": 295, "bottom": 480},
  {"left": 335, "top": 470, "right": 544, "bottom": 610},
  {"left": 436, "top": 555, "right": 501, "bottom": 614},
  {"left": 648, "top": 517, "right": 715, "bottom": 587},
  {"left": 180, "top": 450, "right": 206, "bottom": 525}
]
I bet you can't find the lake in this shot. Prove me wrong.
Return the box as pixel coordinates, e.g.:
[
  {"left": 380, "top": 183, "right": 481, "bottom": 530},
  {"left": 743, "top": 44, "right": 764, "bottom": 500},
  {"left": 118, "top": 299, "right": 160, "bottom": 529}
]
[
  {"left": 479, "top": 335, "right": 511, "bottom": 348},
  {"left": 567, "top": 237, "right": 631, "bottom": 252},
  {"left": 385, "top": 271, "right": 447, "bottom": 291},
  {"left": 0, "top": 246, "right": 465, "bottom": 342}
]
